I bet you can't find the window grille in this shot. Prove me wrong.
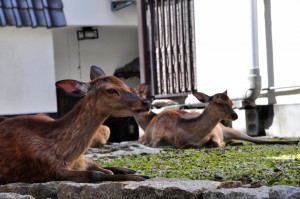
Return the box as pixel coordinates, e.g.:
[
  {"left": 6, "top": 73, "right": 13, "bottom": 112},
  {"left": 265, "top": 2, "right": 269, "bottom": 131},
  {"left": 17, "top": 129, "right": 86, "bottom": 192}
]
[{"left": 146, "top": 0, "right": 196, "bottom": 98}]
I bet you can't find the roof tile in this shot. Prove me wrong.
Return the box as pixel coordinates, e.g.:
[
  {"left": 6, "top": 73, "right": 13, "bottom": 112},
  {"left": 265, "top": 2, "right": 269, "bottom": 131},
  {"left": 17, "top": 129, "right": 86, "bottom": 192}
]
[{"left": 0, "top": 0, "right": 66, "bottom": 28}]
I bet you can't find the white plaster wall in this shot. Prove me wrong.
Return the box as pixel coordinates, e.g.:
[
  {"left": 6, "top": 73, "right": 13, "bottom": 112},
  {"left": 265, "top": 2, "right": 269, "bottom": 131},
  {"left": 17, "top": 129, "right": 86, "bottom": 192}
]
[
  {"left": 62, "top": 0, "right": 137, "bottom": 26},
  {"left": 255, "top": 0, "right": 300, "bottom": 106},
  {"left": 53, "top": 26, "right": 140, "bottom": 86},
  {"left": 271, "top": 0, "right": 300, "bottom": 89},
  {"left": 194, "top": 0, "right": 253, "bottom": 99},
  {"left": 266, "top": 105, "right": 300, "bottom": 137},
  {"left": 0, "top": 28, "right": 57, "bottom": 115},
  {"left": 194, "top": 0, "right": 300, "bottom": 105}
]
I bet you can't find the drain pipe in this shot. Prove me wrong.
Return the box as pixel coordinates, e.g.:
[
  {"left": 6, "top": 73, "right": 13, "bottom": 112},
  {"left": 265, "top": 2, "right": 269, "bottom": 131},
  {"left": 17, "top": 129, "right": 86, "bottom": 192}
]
[
  {"left": 244, "top": 0, "right": 261, "bottom": 106},
  {"left": 244, "top": 0, "right": 262, "bottom": 136}
]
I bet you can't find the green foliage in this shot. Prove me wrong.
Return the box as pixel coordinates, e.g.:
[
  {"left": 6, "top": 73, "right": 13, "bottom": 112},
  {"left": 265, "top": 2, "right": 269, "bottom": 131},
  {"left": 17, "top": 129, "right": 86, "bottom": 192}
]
[{"left": 95, "top": 142, "right": 300, "bottom": 186}]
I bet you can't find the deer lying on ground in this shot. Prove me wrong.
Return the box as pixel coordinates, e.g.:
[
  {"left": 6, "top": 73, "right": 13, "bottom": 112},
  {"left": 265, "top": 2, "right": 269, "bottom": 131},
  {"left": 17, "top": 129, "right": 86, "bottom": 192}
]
[
  {"left": 140, "top": 91, "right": 299, "bottom": 148},
  {"left": 141, "top": 91, "right": 238, "bottom": 148},
  {"left": 0, "top": 66, "right": 150, "bottom": 184}
]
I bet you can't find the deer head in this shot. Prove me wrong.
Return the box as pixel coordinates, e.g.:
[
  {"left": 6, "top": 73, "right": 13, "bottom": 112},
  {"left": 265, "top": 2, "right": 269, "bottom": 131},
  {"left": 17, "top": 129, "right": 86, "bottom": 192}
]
[{"left": 193, "top": 91, "right": 238, "bottom": 121}]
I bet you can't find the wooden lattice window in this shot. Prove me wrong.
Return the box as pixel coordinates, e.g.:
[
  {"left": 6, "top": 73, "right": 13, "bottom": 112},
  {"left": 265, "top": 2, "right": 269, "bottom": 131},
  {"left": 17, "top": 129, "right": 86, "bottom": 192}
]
[{"left": 145, "top": 0, "right": 197, "bottom": 98}]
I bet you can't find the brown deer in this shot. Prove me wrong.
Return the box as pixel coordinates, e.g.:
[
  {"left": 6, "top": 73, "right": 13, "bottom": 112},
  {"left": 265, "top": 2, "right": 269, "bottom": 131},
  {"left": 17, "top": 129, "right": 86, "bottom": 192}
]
[
  {"left": 90, "top": 125, "right": 111, "bottom": 147},
  {"left": 88, "top": 67, "right": 154, "bottom": 147},
  {"left": 90, "top": 70, "right": 155, "bottom": 146},
  {"left": 141, "top": 91, "right": 238, "bottom": 148},
  {"left": 0, "top": 67, "right": 150, "bottom": 184},
  {"left": 131, "top": 84, "right": 156, "bottom": 131},
  {"left": 141, "top": 91, "right": 299, "bottom": 148}
]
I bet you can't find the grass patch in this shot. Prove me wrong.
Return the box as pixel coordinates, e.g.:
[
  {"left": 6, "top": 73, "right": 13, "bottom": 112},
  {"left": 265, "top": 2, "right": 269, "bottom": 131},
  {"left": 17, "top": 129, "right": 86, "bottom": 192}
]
[{"left": 95, "top": 142, "right": 300, "bottom": 187}]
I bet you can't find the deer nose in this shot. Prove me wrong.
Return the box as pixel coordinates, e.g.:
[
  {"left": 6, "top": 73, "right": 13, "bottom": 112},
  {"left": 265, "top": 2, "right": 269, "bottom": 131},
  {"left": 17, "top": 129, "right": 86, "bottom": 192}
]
[
  {"left": 231, "top": 113, "right": 238, "bottom": 120},
  {"left": 142, "top": 99, "right": 151, "bottom": 108}
]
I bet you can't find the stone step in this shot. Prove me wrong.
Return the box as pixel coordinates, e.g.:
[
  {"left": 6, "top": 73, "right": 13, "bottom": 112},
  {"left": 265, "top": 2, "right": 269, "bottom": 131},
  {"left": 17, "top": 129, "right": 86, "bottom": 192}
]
[{"left": 0, "top": 177, "right": 299, "bottom": 199}]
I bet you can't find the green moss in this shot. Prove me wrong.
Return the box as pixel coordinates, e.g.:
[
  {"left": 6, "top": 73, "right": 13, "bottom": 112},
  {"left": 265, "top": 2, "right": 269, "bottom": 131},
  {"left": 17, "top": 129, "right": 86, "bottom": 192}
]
[{"left": 95, "top": 141, "right": 300, "bottom": 186}]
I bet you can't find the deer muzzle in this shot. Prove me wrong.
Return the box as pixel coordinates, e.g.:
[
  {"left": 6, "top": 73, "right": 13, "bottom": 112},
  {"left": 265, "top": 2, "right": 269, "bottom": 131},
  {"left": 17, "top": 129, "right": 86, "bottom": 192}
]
[{"left": 230, "top": 113, "right": 238, "bottom": 120}]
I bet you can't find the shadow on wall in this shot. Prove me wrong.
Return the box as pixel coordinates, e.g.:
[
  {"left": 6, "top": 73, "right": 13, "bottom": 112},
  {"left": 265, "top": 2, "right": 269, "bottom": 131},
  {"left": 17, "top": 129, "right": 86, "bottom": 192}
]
[{"left": 257, "top": 105, "right": 274, "bottom": 136}]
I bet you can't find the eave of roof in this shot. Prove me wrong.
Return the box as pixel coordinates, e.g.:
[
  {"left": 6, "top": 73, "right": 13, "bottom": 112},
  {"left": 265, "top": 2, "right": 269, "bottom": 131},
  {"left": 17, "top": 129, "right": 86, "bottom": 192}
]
[{"left": 0, "top": 0, "right": 66, "bottom": 28}]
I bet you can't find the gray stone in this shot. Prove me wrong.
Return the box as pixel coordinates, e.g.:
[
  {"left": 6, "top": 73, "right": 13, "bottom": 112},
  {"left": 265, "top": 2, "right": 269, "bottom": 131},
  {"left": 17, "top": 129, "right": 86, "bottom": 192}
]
[
  {"left": 57, "top": 182, "right": 124, "bottom": 199},
  {"left": 56, "top": 177, "right": 221, "bottom": 199},
  {"left": 0, "top": 181, "right": 61, "bottom": 199},
  {"left": 0, "top": 193, "right": 35, "bottom": 199},
  {"left": 203, "top": 186, "right": 270, "bottom": 199},
  {"left": 0, "top": 178, "right": 300, "bottom": 199},
  {"left": 122, "top": 177, "right": 221, "bottom": 199},
  {"left": 269, "top": 185, "right": 300, "bottom": 199},
  {"left": 85, "top": 142, "right": 160, "bottom": 160}
]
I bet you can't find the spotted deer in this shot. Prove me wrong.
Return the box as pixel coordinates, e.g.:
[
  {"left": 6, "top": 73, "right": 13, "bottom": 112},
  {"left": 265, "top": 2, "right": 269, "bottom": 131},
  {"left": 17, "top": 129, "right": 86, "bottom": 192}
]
[{"left": 0, "top": 67, "right": 150, "bottom": 183}]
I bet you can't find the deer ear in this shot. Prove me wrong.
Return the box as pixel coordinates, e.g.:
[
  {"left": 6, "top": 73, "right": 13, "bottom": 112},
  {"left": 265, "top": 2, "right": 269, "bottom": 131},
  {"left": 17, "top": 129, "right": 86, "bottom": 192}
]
[
  {"left": 56, "top": 80, "right": 90, "bottom": 98},
  {"left": 138, "top": 83, "right": 150, "bottom": 95},
  {"left": 131, "top": 83, "right": 150, "bottom": 96},
  {"left": 90, "top": 65, "right": 106, "bottom": 80},
  {"left": 193, "top": 92, "right": 211, "bottom": 103}
]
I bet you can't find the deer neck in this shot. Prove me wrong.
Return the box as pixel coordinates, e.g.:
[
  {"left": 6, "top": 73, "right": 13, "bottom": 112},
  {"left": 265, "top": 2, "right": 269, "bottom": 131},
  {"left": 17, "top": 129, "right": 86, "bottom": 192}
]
[
  {"left": 52, "top": 97, "right": 108, "bottom": 163},
  {"left": 134, "top": 111, "right": 156, "bottom": 131},
  {"left": 180, "top": 105, "right": 220, "bottom": 140}
]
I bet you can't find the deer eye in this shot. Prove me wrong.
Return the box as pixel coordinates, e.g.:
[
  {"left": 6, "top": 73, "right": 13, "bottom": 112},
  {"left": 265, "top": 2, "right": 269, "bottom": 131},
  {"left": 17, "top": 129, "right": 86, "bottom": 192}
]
[{"left": 106, "top": 89, "right": 118, "bottom": 95}]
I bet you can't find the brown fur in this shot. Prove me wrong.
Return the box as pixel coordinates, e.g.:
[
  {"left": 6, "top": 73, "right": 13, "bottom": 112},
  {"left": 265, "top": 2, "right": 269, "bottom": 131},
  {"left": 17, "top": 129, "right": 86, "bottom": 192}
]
[
  {"left": 0, "top": 72, "right": 150, "bottom": 183},
  {"left": 0, "top": 116, "right": 7, "bottom": 123},
  {"left": 34, "top": 114, "right": 110, "bottom": 148},
  {"left": 90, "top": 125, "right": 110, "bottom": 148},
  {"left": 141, "top": 91, "right": 238, "bottom": 148}
]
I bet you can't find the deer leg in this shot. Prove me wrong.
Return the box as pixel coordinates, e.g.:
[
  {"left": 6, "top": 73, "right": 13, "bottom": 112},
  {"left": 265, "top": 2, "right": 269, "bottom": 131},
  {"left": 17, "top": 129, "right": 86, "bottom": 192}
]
[
  {"left": 149, "top": 135, "right": 174, "bottom": 148},
  {"left": 181, "top": 137, "right": 211, "bottom": 149},
  {"left": 83, "top": 157, "right": 140, "bottom": 175},
  {"left": 226, "top": 141, "right": 244, "bottom": 146},
  {"left": 71, "top": 156, "right": 114, "bottom": 175},
  {"left": 210, "top": 135, "right": 225, "bottom": 148},
  {"left": 57, "top": 168, "right": 149, "bottom": 182},
  {"left": 85, "top": 161, "right": 115, "bottom": 175},
  {"left": 88, "top": 164, "right": 137, "bottom": 175},
  {"left": 103, "top": 167, "right": 136, "bottom": 174},
  {"left": 148, "top": 137, "right": 163, "bottom": 147}
]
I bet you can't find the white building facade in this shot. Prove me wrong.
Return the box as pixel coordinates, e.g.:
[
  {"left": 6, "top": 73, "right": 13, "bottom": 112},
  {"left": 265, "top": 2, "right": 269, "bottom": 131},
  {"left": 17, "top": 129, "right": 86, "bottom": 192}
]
[{"left": 1, "top": 0, "right": 300, "bottom": 137}]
